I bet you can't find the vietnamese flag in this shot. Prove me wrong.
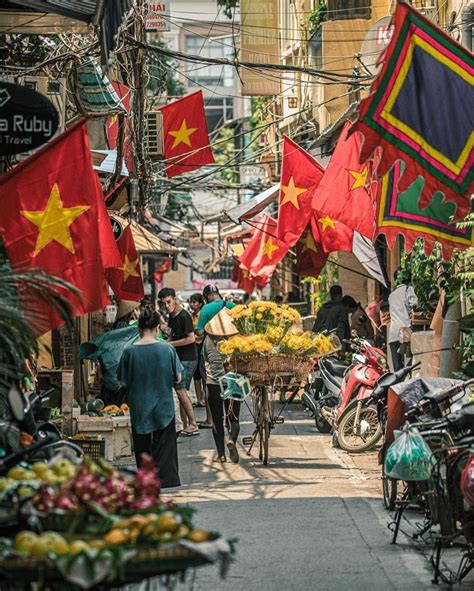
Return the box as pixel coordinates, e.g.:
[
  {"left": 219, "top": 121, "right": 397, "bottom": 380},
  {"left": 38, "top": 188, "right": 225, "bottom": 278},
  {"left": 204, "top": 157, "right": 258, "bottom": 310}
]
[
  {"left": 296, "top": 228, "right": 328, "bottom": 278},
  {"left": 160, "top": 91, "right": 214, "bottom": 178},
  {"left": 106, "top": 225, "right": 145, "bottom": 301},
  {"left": 312, "top": 121, "right": 376, "bottom": 239},
  {"left": 311, "top": 212, "right": 353, "bottom": 253},
  {"left": 107, "top": 81, "right": 134, "bottom": 173},
  {"left": 239, "top": 216, "right": 288, "bottom": 279},
  {"left": 277, "top": 137, "right": 325, "bottom": 247},
  {"left": 0, "top": 119, "right": 110, "bottom": 334}
]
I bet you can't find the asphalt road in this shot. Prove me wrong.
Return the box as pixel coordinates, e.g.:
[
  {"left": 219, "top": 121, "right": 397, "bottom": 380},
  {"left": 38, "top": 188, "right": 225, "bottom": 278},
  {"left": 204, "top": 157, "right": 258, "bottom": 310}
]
[{"left": 159, "top": 400, "right": 469, "bottom": 591}]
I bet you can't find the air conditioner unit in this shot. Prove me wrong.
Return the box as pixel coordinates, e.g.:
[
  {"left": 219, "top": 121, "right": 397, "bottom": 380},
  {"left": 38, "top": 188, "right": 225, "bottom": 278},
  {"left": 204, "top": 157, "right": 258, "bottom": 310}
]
[{"left": 144, "top": 111, "right": 164, "bottom": 158}]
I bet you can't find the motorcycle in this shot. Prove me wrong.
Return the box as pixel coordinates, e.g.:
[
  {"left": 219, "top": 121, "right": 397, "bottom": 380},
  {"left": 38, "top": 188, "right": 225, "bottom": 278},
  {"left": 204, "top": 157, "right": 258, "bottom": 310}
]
[
  {"left": 302, "top": 342, "right": 367, "bottom": 433},
  {"left": 0, "top": 386, "right": 82, "bottom": 474}
]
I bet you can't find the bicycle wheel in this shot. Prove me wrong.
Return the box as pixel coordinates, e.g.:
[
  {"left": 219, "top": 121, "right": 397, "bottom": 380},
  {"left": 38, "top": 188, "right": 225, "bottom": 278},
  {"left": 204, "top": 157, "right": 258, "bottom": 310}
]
[
  {"left": 382, "top": 464, "right": 398, "bottom": 511},
  {"left": 262, "top": 419, "right": 270, "bottom": 465}
]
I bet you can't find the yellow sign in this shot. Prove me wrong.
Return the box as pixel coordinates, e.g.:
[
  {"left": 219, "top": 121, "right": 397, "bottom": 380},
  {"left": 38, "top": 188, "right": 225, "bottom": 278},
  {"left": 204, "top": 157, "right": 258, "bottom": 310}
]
[{"left": 240, "top": 0, "right": 280, "bottom": 96}]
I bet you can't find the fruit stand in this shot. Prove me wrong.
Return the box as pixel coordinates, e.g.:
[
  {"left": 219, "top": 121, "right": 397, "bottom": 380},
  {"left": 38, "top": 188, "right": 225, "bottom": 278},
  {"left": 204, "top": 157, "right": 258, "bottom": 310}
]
[{"left": 0, "top": 455, "right": 234, "bottom": 590}]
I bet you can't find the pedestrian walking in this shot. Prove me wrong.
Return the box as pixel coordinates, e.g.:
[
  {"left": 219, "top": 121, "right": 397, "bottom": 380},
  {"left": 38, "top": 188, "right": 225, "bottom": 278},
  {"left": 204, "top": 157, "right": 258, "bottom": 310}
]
[
  {"left": 195, "top": 284, "right": 236, "bottom": 339},
  {"left": 202, "top": 311, "right": 241, "bottom": 464},
  {"left": 388, "top": 268, "right": 418, "bottom": 371},
  {"left": 158, "top": 287, "right": 199, "bottom": 436},
  {"left": 117, "top": 309, "right": 181, "bottom": 488}
]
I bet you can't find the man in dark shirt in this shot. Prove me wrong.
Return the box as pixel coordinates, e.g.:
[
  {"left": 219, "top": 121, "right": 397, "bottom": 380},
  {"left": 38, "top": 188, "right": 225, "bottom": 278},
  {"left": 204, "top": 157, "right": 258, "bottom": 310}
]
[
  {"left": 158, "top": 288, "right": 199, "bottom": 435},
  {"left": 313, "top": 285, "right": 350, "bottom": 345}
]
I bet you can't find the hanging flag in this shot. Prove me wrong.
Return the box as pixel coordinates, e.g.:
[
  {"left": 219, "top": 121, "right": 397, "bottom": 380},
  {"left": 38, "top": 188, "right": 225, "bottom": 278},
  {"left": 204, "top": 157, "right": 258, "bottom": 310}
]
[
  {"left": 296, "top": 228, "right": 328, "bottom": 278},
  {"left": 94, "top": 175, "right": 122, "bottom": 269},
  {"left": 311, "top": 212, "right": 354, "bottom": 254},
  {"left": 0, "top": 119, "right": 110, "bottom": 335},
  {"left": 277, "top": 136, "right": 325, "bottom": 247},
  {"left": 154, "top": 258, "right": 173, "bottom": 285},
  {"left": 235, "top": 264, "right": 256, "bottom": 293},
  {"left": 350, "top": 2, "right": 473, "bottom": 257},
  {"left": 375, "top": 161, "right": 472, "bottom": 258},
  {"left": 106, "top": 225, "right": 145, "bottom": 301},
  {"left": 107, "top": 81, "right": 134, "bottom": 173},
  {"left": 239, "top": 216, "right": 288, "bottom": 279},
  {"left": 312, "top": 121, "right": 376, "bottom": 239},
  {"left": 160, "top": 91, "right": 214, "bottom": 178}
]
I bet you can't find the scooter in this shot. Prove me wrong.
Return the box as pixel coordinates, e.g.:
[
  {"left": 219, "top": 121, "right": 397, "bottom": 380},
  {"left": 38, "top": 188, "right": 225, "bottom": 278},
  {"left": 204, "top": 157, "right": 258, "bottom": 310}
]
[
  {"left": 0, "top": 386, "right": 82, "bottom": 473},
  {"left": 320, "top": 339, "right": 387, "bottom": 447},
  {"left": 307, "top": 339, "right": 370, "bottom": 433}
]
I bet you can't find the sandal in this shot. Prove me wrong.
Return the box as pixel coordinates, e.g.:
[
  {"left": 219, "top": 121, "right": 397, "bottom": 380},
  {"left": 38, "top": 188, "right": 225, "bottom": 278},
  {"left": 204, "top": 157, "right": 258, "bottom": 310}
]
[
  {"left": 197, "top": 422, "right": 213, "bottom": 429},
  {"left": 181, "top": 429, "right": 200, "bottom": 437}
]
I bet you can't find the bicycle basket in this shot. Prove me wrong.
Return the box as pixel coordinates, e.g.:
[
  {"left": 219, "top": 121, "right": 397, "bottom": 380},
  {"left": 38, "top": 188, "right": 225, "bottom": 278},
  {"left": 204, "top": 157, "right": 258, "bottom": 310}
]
[{"left": 218, "top": 373, "right": 251, "bottom": 401}]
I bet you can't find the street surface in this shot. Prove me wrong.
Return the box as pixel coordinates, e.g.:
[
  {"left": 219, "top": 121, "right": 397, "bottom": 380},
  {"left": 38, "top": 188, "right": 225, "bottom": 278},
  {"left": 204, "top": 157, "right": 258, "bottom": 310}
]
[{"left": 161, "top": 400, "right": 471, "bottom": 591}]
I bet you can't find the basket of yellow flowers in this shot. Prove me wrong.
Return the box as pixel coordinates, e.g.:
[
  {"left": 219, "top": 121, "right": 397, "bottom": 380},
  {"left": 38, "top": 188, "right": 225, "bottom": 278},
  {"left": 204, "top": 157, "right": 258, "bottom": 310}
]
[{"left": 218, "top": 302, "right": 340, "bottom": 386}]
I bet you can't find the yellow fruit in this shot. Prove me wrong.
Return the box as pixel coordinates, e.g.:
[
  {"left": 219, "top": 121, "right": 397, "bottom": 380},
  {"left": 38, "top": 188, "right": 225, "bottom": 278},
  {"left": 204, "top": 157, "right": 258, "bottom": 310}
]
[
  {"left": 157, "top": 511, "right": 182, "bottom": 533},
  {"left": 41, "top": 532, "right": 69, "bottom": 556},
  {"left": 120, "top": 404, "right": 129, "bottom": 412},
  {"left": 7, "top": 467, "right": 28, "bottom": 481},
  {"left": 17, "top": 486, "right": 34, "bottom": 498},
  {"left": 172, "top": 524, "right": 190, "bottom": 541},
  {"left": 31, "top": 463, "right": 49, "bottom": 476},
  {"left": 15, "top": 531, "right": 39, "bottom": 554},
  {"left": 69, "top": 540, "right": 90, "bottom": 554},
  {"left": 187, "top": 529, "right": 210, "bottom": 543},
  {"left": 89, "top": 539, "right": 106, "bottom": 550},
  {"left": 104, "top": 529, "right": 127, "bottom": 545},
  {"left": 0, "top": 478, "right": 14, "bottom": 491}
]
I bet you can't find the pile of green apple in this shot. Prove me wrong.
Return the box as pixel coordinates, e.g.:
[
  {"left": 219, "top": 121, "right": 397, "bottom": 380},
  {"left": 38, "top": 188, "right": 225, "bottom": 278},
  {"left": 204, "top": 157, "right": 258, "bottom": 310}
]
[{"left": 0, "top": 459, "right": 76, "bottom": 494}]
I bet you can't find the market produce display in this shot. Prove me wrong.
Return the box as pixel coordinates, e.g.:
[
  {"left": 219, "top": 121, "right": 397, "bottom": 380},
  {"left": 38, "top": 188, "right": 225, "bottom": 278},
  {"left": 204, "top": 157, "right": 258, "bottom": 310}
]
[
  {"left": 79, "top": 400, "right": 129, "bottom": 417},
  {"left": 0, "top": 455, "right": 232, "bottom": 589}
]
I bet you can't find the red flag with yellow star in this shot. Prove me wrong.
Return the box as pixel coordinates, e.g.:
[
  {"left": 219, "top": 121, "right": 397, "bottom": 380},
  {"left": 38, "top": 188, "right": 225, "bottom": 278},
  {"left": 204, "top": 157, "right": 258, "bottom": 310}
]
[
  {"left": 239, "top": 216, "right": 288, "bottom": 280},
  {"left": 160, "top": 91, "right": 214, "bottom": 178},
  {"left": 277, "top": 137, "right": 325, "bottom": 247},
  {"left": 0, "top": 119, "right": 110, "bottom": 334},
  {"left": 311, "top": 121, "right": 376, "bottom": 239},
  {"left": 311, "top": 212, "right": 353, "bottom": 253},
  {"left": 296, "top": 228, "right": 328, "bottom": 278},
  {"left": 106, "top": 225, "right": 144, "bottom": 301}
]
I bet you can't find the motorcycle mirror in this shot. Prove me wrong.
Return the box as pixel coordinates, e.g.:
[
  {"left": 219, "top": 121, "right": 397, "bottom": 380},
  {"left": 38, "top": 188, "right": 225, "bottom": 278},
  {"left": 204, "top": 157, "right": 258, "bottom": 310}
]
[{"left": 7, "top": 387, "right": 26, "bottom": 423}]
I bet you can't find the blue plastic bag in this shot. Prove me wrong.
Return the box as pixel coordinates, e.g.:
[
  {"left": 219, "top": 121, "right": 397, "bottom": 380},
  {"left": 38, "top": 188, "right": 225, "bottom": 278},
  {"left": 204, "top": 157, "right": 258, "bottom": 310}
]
[{"left": 385, "top": 427, "right": 435, "bottom": 481}]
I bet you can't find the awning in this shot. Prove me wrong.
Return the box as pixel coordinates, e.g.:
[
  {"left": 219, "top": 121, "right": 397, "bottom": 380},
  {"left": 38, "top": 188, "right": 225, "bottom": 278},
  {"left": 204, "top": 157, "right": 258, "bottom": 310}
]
[
  {"left": 92, "top": 150, "right": 128, "bottom": 176},
  {"left": 225, "top": 184, "right": 279, "bottom": 224},
  {"left": 110, "top": 215, "right": 179, "bottom": 256}
]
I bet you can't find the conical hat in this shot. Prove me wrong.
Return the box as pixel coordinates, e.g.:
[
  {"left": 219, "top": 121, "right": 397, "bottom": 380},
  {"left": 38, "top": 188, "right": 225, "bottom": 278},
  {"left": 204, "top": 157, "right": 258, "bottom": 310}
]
[
  {"left": 116, "top": 300, "right": 140, "bottom": 319},
  {"left": 205, "top": 308, "right": 239, "bottom": 337}
]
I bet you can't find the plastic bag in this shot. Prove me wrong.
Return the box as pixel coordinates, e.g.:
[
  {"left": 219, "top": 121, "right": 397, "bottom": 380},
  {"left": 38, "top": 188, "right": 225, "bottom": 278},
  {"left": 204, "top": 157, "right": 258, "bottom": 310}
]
[
  {"left": 461, "top": 456, "right": 474, "bottom": 507},
  {"left": 384, "top": 427, "right": 435, "bottom": 481}
]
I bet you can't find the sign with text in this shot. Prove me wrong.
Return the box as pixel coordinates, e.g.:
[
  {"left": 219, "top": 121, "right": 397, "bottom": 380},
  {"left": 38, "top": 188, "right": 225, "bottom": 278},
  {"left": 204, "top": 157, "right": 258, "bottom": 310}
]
[
  {"left": 0, "top": 81, "right": 59, "bottom": 156},
  {"left": 145, "top": 1, "right": 170, "bottom": 32},
  {"left": 240, "top": 0, "right": 280, "bottom": 96}
]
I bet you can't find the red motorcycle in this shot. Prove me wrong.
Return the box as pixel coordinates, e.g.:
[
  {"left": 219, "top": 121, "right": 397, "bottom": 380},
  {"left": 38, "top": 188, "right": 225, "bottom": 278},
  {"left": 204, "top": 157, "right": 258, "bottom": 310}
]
[{"left": 321, "top": 339, "right": 387, "bottom": 452}]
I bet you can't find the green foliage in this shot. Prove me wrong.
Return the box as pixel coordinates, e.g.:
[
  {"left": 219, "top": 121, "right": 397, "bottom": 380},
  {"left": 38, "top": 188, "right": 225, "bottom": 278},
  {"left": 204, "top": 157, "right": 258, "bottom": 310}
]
[
  {"left": 300, "top": 260, "right": 338, "bottom": 312},
  {"left": 308, "top": 2, "right": 328, "bottom": 35},
  {"left": 216, "top": 0, "right": 239, "bottom": 19},
  {"left": 0, "top": 251, "right": 76, "bottom": 395},
  {"left": 147, "top": 39, "right": 185, "bottom": 97}
]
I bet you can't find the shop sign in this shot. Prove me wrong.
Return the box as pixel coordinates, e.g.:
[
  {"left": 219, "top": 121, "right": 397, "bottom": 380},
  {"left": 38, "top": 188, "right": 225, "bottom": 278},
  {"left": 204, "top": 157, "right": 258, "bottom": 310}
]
[
  {"left": 109, "top": 215, "right": 124, "bottom": 241},
  {"left": 145, "top": 1, "right": 170, "bottom": 32},
  {"left": 0, "top": 81, "right": 59, "bottom": 156}
]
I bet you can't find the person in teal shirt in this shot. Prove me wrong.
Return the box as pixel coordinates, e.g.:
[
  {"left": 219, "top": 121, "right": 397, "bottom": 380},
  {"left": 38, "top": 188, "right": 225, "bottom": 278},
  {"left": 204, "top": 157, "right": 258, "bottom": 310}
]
[
  {"left": 118, "top": 309, "right": 182, "bottom": 488},
  {"left": 195, "top": 285, "right": 236, "bottom": 336}
]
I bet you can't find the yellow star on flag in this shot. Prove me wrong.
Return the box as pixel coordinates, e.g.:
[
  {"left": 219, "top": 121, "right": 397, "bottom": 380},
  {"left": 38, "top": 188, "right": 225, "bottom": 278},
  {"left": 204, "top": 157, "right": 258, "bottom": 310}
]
[
  {"left": 242, "top": 269, "right": 250, "bottom": 279},
  {"left": 318, "top": 215, "right": 337, "bottom": 232},
  {"left": 261, "top": 237, "right": 279, "bottom": 258},
  {"left": 21, "top": 183, "right": 89, "bottom": 257},
  {"left": 168, "top": 119, "right": 198, "bottom": 150},
  {"left": 280, "top": 176, "right": 307, "bottom": 209},
  {"left": 300, "top": 231, "right": 318, "bottom": 253},
  {"left": 349, "top": 166, "right": 368, "bottom": 190},
  {"left": 119, "top": 255, "right": 140, "bottom": 282}
]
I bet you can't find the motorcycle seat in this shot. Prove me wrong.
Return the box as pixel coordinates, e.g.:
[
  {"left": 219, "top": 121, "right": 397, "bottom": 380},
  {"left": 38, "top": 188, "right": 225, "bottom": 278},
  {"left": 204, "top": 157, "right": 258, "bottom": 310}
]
[{"left": 324, "top": 358, "right": 348, "bottom": 378}]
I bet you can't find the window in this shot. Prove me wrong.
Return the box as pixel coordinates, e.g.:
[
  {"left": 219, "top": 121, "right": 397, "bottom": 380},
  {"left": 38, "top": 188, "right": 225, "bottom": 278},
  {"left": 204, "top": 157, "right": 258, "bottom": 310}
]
[
  {"left": 184, "top": 35, "right": 234, "bottom": 88},
  {"left": 204, "top": 97, "right": 234, "bottom": 132}
]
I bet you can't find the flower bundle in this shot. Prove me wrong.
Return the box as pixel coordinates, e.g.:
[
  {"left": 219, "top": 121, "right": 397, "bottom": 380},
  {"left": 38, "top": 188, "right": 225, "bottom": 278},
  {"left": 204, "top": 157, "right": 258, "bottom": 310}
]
[{"left": 228, "top": 301, "right": 301, "bottom": 336}]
